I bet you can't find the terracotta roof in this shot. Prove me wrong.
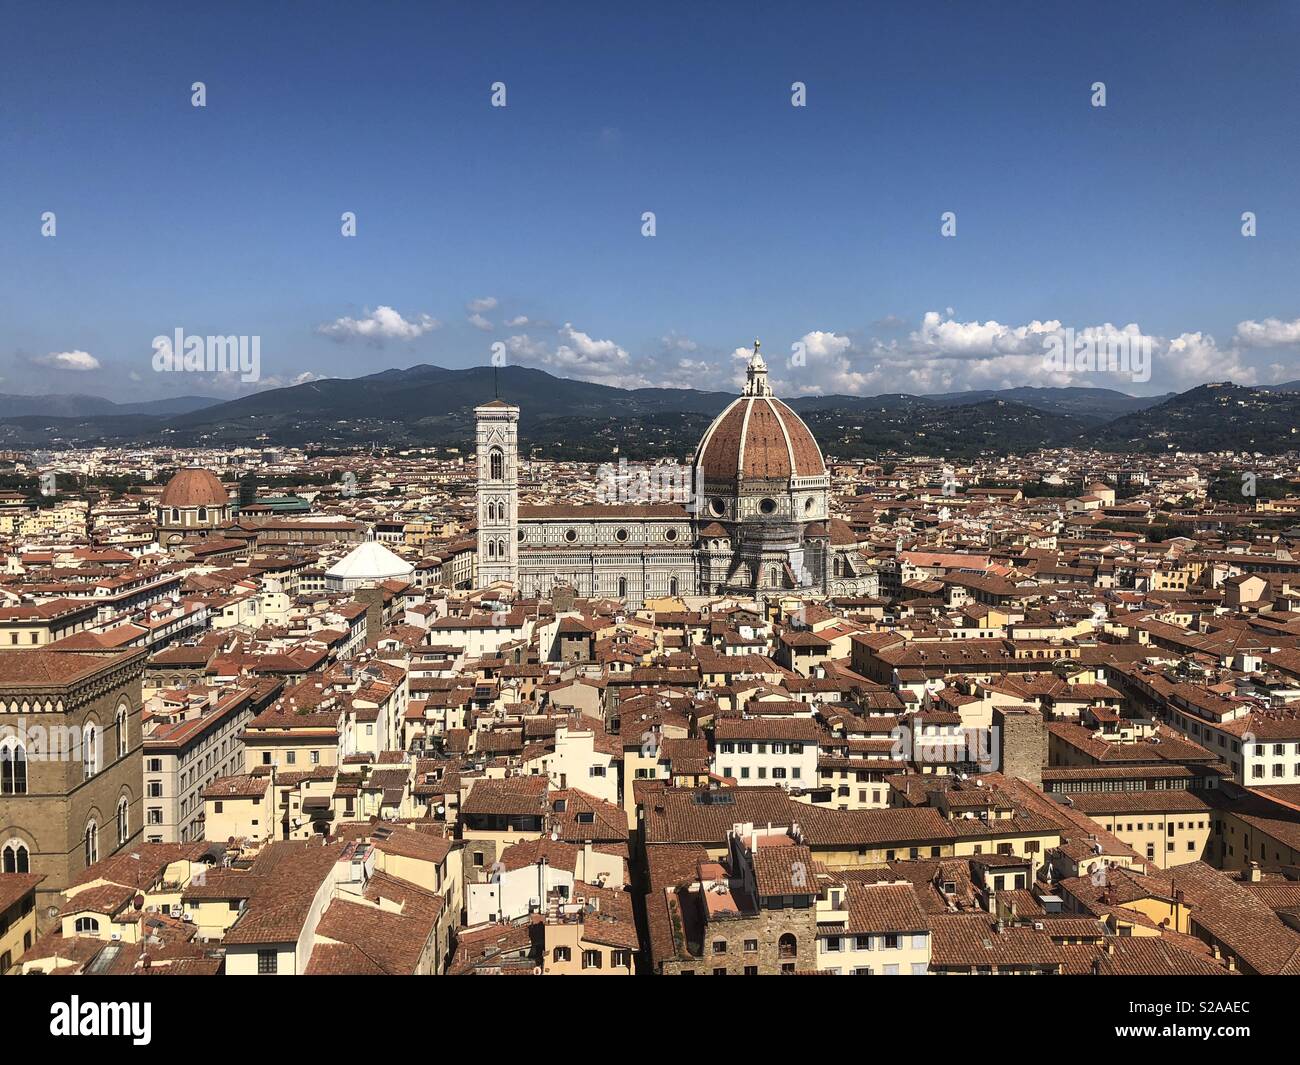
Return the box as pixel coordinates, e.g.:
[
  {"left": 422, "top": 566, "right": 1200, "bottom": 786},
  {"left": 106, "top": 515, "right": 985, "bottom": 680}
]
[
  {"left": 695, "top": 395, "right": 825, "bottom": 483},
  {"left": 0, "top": 648, "right": 143, "bottom": 689},
  {"left": 0, "top": 872, "right": 44, "bottom": 912},
  {"left": 160, "top": 467, "right": 229, "bottom": 508}
]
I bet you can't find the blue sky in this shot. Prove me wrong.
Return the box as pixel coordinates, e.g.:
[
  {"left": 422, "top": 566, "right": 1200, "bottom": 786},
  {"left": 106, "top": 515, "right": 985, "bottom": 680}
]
[{"left": 2, "top": 0, "right": 1298, "bottom": 401}]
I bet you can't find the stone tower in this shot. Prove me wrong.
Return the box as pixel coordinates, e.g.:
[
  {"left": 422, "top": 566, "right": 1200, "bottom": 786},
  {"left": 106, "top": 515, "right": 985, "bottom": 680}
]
[
  {"left": 475, "top": 400, "right": 520, "bottom": 589},
  {"left": 994, "top": 704, "right": 1046, "bottom": 789}
]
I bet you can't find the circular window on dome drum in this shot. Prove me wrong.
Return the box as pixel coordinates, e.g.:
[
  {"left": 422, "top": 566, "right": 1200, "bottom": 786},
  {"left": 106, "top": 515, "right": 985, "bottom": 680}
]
[
  {"left": 709, "top": 498, "right": 725, "bottom": 517},
  {"left": 759, "top": 498, "right": 778, "bottom": 515},
  {"left": 564, "top": 529, "right": 577, "bottom": 543},
  {"left": 517, "top": 529, "right": 525, "bottom": 542},
  {"left": 614, "top": 528, "right": 629, "bottom": 542},
  {"left": 804, "top": 496, "right": 815, "bottom": 513},
  {"left": 664, "top": 528, "right": 678, "bottom": 541}
]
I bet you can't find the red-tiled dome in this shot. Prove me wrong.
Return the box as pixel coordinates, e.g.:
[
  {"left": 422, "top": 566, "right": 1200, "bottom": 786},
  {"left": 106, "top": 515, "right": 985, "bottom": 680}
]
[
  {"left": 695, "top": 395, "right": 826, "bottom": 482},
  {"left": 159, "top": 468, "right": 229, "bottom": 508},
  {"left": 695, "top": 347, "right": 826, "bottom": 484}
]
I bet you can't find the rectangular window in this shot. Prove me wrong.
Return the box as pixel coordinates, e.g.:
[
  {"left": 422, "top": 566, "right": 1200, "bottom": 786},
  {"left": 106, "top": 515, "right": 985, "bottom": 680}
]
[{"left": 257, "top": 950, "right": 278, "bottom": 974}]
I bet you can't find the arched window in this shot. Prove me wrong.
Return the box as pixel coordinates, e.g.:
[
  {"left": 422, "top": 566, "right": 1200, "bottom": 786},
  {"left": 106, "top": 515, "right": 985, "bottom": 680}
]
[
  {"left": 486, "top": 539, "right": 496, "bottom": 559},
  {"left": 497, "top": 538, "right": 506, "bottom": 559},
  {"left": 0, "top": 741, "right": 26, "bottom": 795},
  {"left": 116, "top": 797, "right": 129, "bottom": 847},
  {"left": 778, "top": 932, "right": 798, "bottom": 958},
  {"left": 669, "top": 577, "right": 679, "bottom": 596},
  {"left": 489, "top": 448, "right": 504, "bottom": 481},
  {"left": 82, "top": 725, "right": 99, "bottom": 780},
  {"left": 84, "top": 821, "right": 98, "bottom": 867},
  {"left": 1, "top": 841, "right": 29, "bottom": 874},
  {"left": 74, "top": 917, "right": 100, "bottom": 935},
  {"left": 170, "top": 508, "right": 180, "bottom": 523},
  {"left": 617, "top": 577, "right": 627, "bottom": 599},
  {"left": 486, "top": 502, "right": 496, "bottom": 523},
  {"left": 116, "top": 704, "right": 128, "bottom": 758},
  {"left": 769, "top": 566, "right": 780, "bottom": 587}
]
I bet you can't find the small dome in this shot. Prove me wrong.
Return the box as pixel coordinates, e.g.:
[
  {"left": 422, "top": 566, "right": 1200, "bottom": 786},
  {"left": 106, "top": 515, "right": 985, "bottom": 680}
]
[
  {"left": 160, "top": 468, "right": 229, "bottom": 508},
  {"left": 325, "top": 540, "right": 415, "bottom": 583}
]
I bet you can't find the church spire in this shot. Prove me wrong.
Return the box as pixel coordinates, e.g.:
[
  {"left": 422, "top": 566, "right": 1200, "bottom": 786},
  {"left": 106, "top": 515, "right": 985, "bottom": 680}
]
[{"left": 743, "top": 338, "right": 772, "bottom": 397}]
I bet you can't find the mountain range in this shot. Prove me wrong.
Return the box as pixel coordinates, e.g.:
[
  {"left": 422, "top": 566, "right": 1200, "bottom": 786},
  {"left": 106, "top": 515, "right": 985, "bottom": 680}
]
[
  {"left": 0, "top": 368, "right": 1295, "bottom": 459},
  {"left": 0, "top": 393, "right": 222, "bottom": 419}
]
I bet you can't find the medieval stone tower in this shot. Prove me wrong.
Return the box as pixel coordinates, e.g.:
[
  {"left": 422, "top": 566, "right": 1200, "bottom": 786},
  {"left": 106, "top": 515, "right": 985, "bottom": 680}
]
[{"left": 475, "top": 400, "right": 520, "bottom": 588}]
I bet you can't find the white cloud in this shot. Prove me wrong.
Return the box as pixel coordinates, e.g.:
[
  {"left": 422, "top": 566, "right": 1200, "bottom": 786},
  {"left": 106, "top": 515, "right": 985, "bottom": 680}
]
[
  {"left": 36, "top": 350, "right": 100, "bottom": 371},
  {"left": 504, "top": 323, "right": 650, "bottom": 387},
  {"left": 758, "top": 315, "right": 1181, "bottom": 396},
  {"left": 505, "top": 315, "right": 530, "bottom": 327},
  {"left": 459, "top": 305, "right": 1300, "bottom": 397},
  {"left": 1164, "top": 331, "right": 1256, "bottom": 386},
  {"left": 1236, "top": 316, "right": 1300, "bottom": 348},
  {"left": 317, "top": 306, "right": 439, "bottom": 342},
  {"left": 467, "top": 297, "right": 498, "bottom": 331},
  {"left": 906, "top": 311, "right": 1065, "bottom": 359},
  {"left": 660, "top": 332, "right": 699, "bottom": 353}
]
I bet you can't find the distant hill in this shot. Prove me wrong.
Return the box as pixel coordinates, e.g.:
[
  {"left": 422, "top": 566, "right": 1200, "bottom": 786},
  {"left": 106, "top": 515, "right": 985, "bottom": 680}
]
[
  {"left": 0, "top": 366, "right": 1292, "bottom": 457},
  {"left": 920, "top": 385, "right": 1172, "bottom": 420},
  {"left": 786, "top": 385, "right": 1170, "bottom": 426},
  {"left": 0, "top": 392, "right": 220, "bottom": 419},
  {"left": 1090, "top": 382, "right": 1300, "bottom": 453},
  {"left": 162, "top": 364, "right": 736, "bottom": 440}
]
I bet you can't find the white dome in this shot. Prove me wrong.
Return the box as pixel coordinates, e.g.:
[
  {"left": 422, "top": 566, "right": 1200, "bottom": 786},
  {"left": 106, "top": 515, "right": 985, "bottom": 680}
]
[{"left": 325, "top": 540, "right": 414, "bottom": 587}]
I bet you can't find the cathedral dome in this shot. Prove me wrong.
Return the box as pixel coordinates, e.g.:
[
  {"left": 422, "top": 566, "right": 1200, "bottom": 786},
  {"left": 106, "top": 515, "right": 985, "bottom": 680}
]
[
  {"left": 160, "top": 467, "right": 229, "bottom": 508},
  {"left": 693, "top": 344, "right": 826, "bottom": 486}
]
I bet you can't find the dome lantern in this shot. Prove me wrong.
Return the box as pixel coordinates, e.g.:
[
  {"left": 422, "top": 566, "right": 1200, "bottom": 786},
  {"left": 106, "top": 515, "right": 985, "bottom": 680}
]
[{"left": 742, "top": 338, "right": 772, "bottom": 398}]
